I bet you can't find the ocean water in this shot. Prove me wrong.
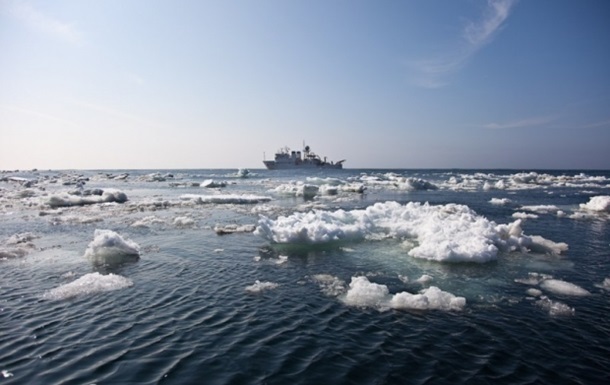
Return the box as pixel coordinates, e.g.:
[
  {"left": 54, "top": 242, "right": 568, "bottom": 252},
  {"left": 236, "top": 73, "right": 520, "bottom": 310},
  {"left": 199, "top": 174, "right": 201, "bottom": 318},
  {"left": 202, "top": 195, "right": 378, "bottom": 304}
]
[{"left": 1, "top": 168, "right": 609, "bottom": 384}]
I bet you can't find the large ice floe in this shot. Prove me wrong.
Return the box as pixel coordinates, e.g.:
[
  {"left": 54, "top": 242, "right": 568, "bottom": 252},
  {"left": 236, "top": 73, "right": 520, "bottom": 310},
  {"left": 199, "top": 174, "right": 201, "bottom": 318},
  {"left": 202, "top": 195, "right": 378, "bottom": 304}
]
[
  {"left": 256, "top": 201, "right": 568, "bottom": 263},
  {"left": 42, "top": 272, "right": 133, "bottom": 300},
  {"left": 84, "top": 229, "right": 140, "bottom": 266}
]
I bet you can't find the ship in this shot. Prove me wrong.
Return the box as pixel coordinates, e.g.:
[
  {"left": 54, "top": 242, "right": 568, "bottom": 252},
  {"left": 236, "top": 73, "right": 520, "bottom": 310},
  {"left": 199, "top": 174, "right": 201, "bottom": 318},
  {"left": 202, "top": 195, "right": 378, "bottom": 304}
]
[{"left": 263, "top": 144, "right": 345, "bottom": 170}]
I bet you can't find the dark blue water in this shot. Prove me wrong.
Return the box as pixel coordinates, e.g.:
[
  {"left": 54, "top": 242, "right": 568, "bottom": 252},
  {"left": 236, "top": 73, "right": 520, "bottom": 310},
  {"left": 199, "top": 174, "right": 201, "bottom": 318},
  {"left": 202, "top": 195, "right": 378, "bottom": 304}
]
[{"left": 1, "top": 169, "right": 609, "bottom": 384}]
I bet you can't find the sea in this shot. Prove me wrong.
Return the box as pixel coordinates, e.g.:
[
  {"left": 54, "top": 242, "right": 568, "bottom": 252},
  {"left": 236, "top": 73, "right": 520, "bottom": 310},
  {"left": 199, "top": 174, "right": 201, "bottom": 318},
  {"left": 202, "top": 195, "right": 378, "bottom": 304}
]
[{"left": 1, "top": 168, "right": 609, "bottom": 385}]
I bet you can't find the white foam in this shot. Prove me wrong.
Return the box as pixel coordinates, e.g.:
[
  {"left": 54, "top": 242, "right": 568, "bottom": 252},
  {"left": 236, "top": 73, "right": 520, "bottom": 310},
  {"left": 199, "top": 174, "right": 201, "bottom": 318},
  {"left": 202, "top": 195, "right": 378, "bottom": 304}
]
[
  {"left": 181, "top": 194, "right": 272, "bottom": 204},
  {"left": 245, "top": 280, "right": 279, "bottom": 293},
  {"left": 540, "top": 279, "right": 591, "bottom": 296},
  {"left": 340, "top": 276, "right": 465, "bottom": 311},
  {"left": 42, "top": 272, "right": 133, "bottom": 300},
  {"left": 256, "top": 201, "right": 567, "bottom": 263},
  {"left": 84, "top": 229, "right": 140, "bottom": 264},
  {"left": 490, "top": 198, "right": 511, "bottom": 205},
  {"left": 579, "top": 196, "right": 610, "bottom": 212}
]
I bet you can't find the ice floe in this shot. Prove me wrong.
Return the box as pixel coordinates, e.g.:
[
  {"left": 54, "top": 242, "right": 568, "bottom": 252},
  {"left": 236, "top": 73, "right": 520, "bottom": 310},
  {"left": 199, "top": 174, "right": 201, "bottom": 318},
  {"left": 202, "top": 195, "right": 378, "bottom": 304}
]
[
  {"left": 201, "top": 179, "right": 227, "bottom": 188},
  {"left": 579, "top": 195, "right": 610, "bottom": 213},
  {"left": 181, "top": 194, "right": 272, "bottom": 204},
  {"left": 512, "top": 212, "right": 539, "bottom": 219},
  {"left": 490, "top": 198, "right": 511, "bottom": 205},
  {"left": 519, "top": 205, "right": 560, "bottom": 214},
  {"left": 214, "top": 224, "right": 256, "bottom": 235},
  {"left": 42, "top": 272, "right": 133, "bottom": 300},
  {"left": 84, "top": 229, "right": 140, "bottom": 265},
  {"left": 173, "top": 216, "right": 196, "bottom": 228},
  {"left": 256, "top": 201, "right": 567, "bottom": 263},
  {"left": 46, "top": 189, "right": 128, "bottom": 208},
  {"left": 540, "top": 279, "right": 591, "bottom": 296},
  {"left": 535, "top": 296, "right": 575, "bottom": 317},
  {"left": 340, "top": 276, "right": 465, "bottom": 311}
]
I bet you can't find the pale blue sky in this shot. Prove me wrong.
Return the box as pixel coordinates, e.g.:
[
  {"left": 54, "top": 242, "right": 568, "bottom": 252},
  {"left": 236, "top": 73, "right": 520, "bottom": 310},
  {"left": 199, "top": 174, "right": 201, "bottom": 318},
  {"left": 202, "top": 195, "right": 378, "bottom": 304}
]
[{"left": 1, "top": 0, "right": 609, "bottom": 169}]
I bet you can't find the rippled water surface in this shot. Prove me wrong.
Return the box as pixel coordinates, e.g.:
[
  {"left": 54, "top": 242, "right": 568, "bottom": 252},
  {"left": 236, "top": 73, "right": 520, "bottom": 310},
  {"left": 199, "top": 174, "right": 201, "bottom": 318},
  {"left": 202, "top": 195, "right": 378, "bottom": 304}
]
[{"left": 1, "top": 168, "right": 609, "bottom": 384}]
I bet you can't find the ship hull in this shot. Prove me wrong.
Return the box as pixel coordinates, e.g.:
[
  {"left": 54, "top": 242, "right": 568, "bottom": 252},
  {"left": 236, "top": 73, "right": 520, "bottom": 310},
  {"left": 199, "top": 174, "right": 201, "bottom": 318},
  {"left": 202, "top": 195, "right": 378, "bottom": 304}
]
[{"left": 263, "top": 161, "right": 343, "bottom": 170}]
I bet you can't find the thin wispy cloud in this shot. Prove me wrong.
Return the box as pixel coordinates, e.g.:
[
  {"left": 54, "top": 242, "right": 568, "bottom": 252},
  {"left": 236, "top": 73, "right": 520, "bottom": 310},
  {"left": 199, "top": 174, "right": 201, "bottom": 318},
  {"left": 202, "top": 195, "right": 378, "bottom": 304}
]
[
  {"left": 4, "top": 0, "right": 83, "bottom": 45},
  {"left": 409, "top": 0, "right": 518, "bottom": 88},
  {"left": 483, "top": 115, "right": 556, "bottom": 130},
  {"left": 579, "top": 119, "right": 610, "bottom": 129}
]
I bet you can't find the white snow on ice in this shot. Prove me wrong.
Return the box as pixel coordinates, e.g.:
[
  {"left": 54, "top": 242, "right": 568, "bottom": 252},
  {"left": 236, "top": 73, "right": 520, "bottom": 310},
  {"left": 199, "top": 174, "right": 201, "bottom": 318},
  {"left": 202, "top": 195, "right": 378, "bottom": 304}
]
[
  {"left": 42, "top": 272, "right": 133, "bottom": 300},
  {"left": 256, "top": 201, "right": 568, "bottom": 263},
  {"left": 84, "top": 229, "right": 140, "bottom": 264},
  {"left": 341, "top": 276, "right": 465, "bottom": 311}
]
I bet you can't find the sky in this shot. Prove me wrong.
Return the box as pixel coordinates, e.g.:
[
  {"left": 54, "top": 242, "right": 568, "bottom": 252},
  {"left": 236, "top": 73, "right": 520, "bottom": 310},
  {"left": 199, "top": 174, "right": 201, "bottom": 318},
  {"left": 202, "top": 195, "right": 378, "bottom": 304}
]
[{"left": 1, "top": 0, "right": 609, "bottom": 170}]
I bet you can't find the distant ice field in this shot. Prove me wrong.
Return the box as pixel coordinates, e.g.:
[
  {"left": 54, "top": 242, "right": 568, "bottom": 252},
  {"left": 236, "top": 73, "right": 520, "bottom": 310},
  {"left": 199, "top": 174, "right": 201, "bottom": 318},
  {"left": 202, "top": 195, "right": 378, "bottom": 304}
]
[{"left": 1, "top": 168, "right": 609, "bottom": 384}]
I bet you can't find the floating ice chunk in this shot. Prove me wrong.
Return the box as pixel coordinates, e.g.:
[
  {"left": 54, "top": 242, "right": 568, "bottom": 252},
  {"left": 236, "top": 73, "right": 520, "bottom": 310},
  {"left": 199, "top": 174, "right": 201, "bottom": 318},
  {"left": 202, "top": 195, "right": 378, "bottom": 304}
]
[
  {"left": 201, "top": 179, "right": 227, "bottom": 188},
  {"left": 526, "top": 288, "right": 542, "bottom": 297},
  {"left": 46, "top": 188, "right": 127, "bottom": 208},
  {"left": 540, "top": 279, "right": 590, "bottom": 296},
  {"left": 527, "top": 235, "right": 569, "bottom": 255},
  {"left": 181, "top": 194, "right": 272, "bottom": 204},
  {"left": 84, "top": 229, "right": 140, "bottom": 265},
  {"left": 579, "top": 196, "right": 610, "bottom": 212},
  {"left": 42, "top": 272, "right": 133, "bottom": 300},
  {"left": 342, "top": 276, "right": 390, "bottom": 308},
  {"left": 400, "top": 177, "right": 438, "bottom": 191},
  {"left": 214, "top": 224, "right": 256, "bottom": 235},
  {"left": 416, "top": 274, "right": 433, "bottom": 284},
  {"left": 512, "top": 212, "right": 539, "bottom": 219},
  {"left": 341, "top": 183, "right": 366, "bottom": 193},
  {"left": 245, "top": 280, "right": 279, "bottom": 293},
  {"left": 173, "top": 216, "right": 196, "bottom": 228},
  {"left": 341, "top": 276, "right": 465, "bottom": 311},
  {"left": 273, "top": 183, "right": 319, "bottom": 198},
  {"left": 256, "top": 201, "right": 567, "bottom": 263},
  {"left": 319, "top": 185, "right": 339, "bottom": 195},
  {"left": 536, "top": 296, "right": 575, "bottom": 316},
  {"left": 490, "top": 198, "right": 511, "bottom": 205},
  {"left": 391, "top": 286, "right": 466, "bottom": 311},
  {"left": 520, "top": 205, "right": 559, "bottom": 214}
]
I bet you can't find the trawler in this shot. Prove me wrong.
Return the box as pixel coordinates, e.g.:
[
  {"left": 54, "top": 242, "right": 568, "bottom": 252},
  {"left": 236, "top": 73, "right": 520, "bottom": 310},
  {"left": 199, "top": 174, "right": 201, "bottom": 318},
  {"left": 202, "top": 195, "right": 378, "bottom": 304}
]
[{"left": 263, "top": 144, "right": 345, "bottom": 170}]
